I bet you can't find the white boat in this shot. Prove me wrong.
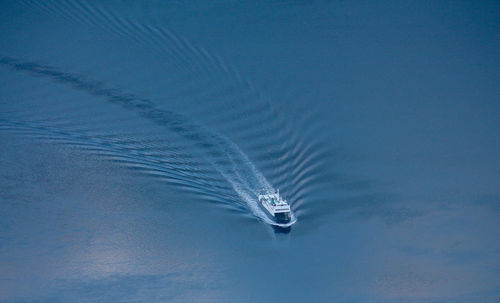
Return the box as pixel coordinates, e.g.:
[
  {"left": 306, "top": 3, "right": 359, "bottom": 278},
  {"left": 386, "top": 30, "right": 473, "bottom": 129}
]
[{"left": 258, "top": 189, "right": 291, "bottom": 223}]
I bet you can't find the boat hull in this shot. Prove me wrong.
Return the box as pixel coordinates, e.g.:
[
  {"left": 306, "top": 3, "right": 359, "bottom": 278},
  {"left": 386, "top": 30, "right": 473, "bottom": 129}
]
[{"left": 258, "top": 198, "right": 291, "bottom": 224}]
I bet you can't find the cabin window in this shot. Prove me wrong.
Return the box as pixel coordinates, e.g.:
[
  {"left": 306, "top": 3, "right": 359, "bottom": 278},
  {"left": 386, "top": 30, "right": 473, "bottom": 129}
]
[{"left": 275, "top": 212, "right": 291, "bottom": 222}]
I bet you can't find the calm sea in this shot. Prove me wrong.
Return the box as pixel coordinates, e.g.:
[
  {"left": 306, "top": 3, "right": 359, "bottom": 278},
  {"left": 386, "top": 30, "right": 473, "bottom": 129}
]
[{"left": 1, "top": 1, "right": 499, "bottom": 302}]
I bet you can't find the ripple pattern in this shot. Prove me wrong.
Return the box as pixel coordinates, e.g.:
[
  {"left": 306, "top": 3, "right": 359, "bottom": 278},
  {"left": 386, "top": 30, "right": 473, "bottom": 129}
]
[{"left": 1, "top": 0, "right": 332, "bottom": 227}]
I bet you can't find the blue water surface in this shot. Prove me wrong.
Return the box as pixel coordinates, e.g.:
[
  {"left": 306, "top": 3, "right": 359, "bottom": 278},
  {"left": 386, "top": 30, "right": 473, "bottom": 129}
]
[{"left": 1, "top": 1, "right": 499, "bottom": 302}]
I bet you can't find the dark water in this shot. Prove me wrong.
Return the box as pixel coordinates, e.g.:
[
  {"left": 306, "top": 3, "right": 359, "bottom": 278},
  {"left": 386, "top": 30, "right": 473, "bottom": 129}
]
[{"left": 1, "top": 1, "right": 499, "bottom": 302}]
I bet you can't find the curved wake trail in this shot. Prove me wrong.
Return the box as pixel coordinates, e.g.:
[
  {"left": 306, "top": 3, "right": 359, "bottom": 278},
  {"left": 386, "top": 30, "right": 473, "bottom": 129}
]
[
  {"left": 0, "top": 56, "right": 297, "bottom": 226},
  {"left": 2, "top": 0, "right": 335, "bottom": 227}
]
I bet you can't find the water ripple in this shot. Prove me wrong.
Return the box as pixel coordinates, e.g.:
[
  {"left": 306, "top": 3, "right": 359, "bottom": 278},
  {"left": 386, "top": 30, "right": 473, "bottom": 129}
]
[{"left": 2, "top": 0, "right": 331, "bottom": 228}]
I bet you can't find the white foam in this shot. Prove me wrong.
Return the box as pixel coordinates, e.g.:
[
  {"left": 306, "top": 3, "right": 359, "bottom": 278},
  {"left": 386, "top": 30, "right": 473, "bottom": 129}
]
[{"left": 214, "top": 142, "right": 297, "bottom": 227}]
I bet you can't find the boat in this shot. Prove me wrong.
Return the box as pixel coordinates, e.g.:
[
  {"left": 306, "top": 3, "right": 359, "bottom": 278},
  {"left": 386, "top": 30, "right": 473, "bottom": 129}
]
[{"left": 258, "top": 189, "right": 291, "bottom": 223}]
